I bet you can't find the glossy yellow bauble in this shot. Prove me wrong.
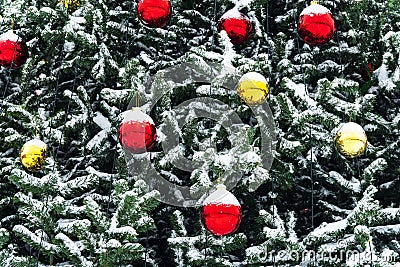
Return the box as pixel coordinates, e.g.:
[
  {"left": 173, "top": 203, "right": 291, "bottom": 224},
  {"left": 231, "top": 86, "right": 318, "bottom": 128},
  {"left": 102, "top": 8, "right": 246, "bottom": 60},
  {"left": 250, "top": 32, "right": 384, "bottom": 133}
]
[
  {"left": 20, "top": 139, "right": 47, "bottom": 172},
  {"left": 58, "top": 0, "right": 81, "bottom": 13},
  {"left": 237, "top": 72, "right": 269, "bottom": 106},
  {"left": 334, "top": 122, "right": 367, "bottom": 158}
]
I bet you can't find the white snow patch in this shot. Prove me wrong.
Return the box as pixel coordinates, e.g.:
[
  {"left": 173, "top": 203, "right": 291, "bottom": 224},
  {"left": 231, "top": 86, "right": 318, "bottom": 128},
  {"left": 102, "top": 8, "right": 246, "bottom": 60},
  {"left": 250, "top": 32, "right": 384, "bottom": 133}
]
[
  {"left": 372, "top": 224, "right": 400, "bottom": 235},
  {"left": 122, "top": 108, "right": 154, "bottom": 124},
  {"left": 86, "top": 130, "right": 108, "bottom": 150},
  {"left": 0, "top": 30, "right": 21, "bottom": 42},
  {"left": 203, "top": 184, "right": 240, "bottom": 206},
  {"left": 337, "top": 122, "right": 366, "bottom": 136},
  {"left": 64, "top": 41, "right": 75, "bottom": 52},
  {"left": 220, "top": 8, "right": 243, "bottom": 20},
  {"left": 239, "top": 72, "right": 267, "bottom": 84},
  {"left": 329, "top": 171, "right": 361, "bottom": 193},
  {"left": 310, "top": 219, "right": 348, "bottom": 239},
  {"left": 23, "top": 138, "right": 47, "bottom": 149},
  {"left": 284, "top": 78, "right": 317, "bottom": 108},
  {"left": 93, "top": 112, "right": 111, "bottom": 132},
  {"left": 300, "top": 3, "right": 331, "bottom": 16},
  {"left": 140, "top": 51, "right": 155, "bottom": 64}
]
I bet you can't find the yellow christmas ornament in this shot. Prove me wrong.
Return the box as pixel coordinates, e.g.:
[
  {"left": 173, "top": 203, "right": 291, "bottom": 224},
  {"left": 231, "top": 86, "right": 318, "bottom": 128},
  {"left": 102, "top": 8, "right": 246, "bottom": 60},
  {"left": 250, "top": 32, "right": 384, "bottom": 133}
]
[
  {"left": 237, "top": 72, "right": 269, "bottom": 106},
  {"left": 20, "top": 139, "right": 47, "bottom": 172},
  {"left": 58, "top": 0, "right": 81, "bottom": 13},
  {"left": 334, "top": 122, "right": 367, "bottom": 158}
]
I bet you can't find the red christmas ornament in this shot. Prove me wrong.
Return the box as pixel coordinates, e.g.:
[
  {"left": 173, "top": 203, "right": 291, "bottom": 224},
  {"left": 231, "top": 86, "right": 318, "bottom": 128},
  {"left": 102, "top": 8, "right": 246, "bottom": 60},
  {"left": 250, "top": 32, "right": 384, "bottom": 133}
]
[
  {"left": 0, "top": 30, "right": 29, "bottom": 69},
  {"left": 218, "top": 9, "right": 252, "bottom": 45},
  {"left": 137, "top": 0, "right": 172, "bottom": 28},
  {"left": 201, "top": 184, "right": 242, "bottom": 236},
  {"left": 301, "top": 208, "right": 309, "bottom": 214},
  {"left": 118, "top": 108, "right": 157, "bottom": 154},
  {"left": 34, "top": 90, "right": 42, "bottom": 96},
  {"left": 297, "top": 2, "right": 335, "bottom": 46},
  {"left": 361, "top": 63, "right": 373, "bottom": 81}
]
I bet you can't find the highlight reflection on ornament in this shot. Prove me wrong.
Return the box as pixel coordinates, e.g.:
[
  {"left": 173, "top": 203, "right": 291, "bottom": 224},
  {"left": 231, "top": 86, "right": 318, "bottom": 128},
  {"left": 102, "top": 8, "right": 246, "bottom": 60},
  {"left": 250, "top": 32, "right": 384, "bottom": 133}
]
[
  {"left": 334, "top": 122, "right": 367, "bottom": 158},
  {"left": 20, "top": 139, "right": 47, "bottom": 172},
  {"left": 201, "top": 184, "right": 242, "bottom": 236}
]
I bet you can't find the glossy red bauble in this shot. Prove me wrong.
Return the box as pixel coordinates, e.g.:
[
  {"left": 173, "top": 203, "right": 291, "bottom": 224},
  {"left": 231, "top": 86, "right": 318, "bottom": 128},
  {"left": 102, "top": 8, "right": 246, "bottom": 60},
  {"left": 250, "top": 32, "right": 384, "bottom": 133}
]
[
  {"left": 218, "top": 9, "right": 252, "bottom": 45},
  {"left": 118, "top": 108, "right": 157, "bottom": 154},
  {"left": 137, "top": 0, "right": 172, "bottom": 28},
  {"left": 201, "top": 184, "right": 241, "bottom": 236},
  {"left": 297, "top": 3, "right": 335, "bottom": 46},
  {"left": 0, "top": 30, "right": 29, "bottom": 69}
]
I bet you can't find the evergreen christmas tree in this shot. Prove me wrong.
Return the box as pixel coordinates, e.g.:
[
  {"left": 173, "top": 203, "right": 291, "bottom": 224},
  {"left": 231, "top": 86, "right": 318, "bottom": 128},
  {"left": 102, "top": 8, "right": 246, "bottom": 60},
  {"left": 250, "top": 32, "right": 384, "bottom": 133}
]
[{"left": 0, "top": 0, "right": 399, "bottom": 266}]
